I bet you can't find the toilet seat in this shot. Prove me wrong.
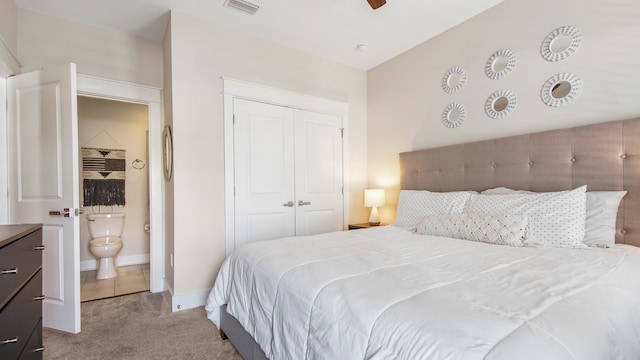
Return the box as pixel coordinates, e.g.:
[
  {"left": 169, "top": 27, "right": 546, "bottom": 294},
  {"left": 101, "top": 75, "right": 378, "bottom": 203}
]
[{"left": 90, "top": 236, "right": 122, "bottom": 247}]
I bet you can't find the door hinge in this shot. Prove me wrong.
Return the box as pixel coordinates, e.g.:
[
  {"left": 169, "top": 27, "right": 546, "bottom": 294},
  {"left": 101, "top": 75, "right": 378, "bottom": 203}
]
[
  {"left": 340, "top": 128, "right": 344, "bottom": 137},
  {"left": 233, "top": 114, "right": 236, "bottom": 124}
]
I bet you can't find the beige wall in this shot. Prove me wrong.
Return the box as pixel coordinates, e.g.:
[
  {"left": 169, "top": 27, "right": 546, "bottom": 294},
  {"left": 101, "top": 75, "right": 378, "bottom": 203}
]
[
  {"left": 162, "top": 19, "right": 175, "bottom": 292},
  {"left": 77, "top": 97, "right": 150, "bottom": 266},
  {"left": 0, "top": 0, "right": 18, "bottom": 73},
  {"left": 0, "top": 0, "right": 17, "bottom": 53},
  {"left": 18, "top": 10, "right": 163, "bottom": 87},
  {"left": 167, "top": 10, "right": 368, "bottom": 296},
  {"left": 367, "top": 0, "right": 640, "bottom": 224}
]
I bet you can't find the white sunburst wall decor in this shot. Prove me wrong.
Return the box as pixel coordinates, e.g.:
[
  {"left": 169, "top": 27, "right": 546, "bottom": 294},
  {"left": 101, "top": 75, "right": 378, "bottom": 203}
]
[
  {"left": 541, "top": 73, "right": 583, "bottom": 107},
  {"left": 442, "top": 102, "right": 467, "bottom": 128},
  {"left": 485, "top": 89, "right": 517, "bottom": 119},
  {"left": 484, "top": 49, "right": 517, "bottom": 80},
  {"left": 541, "top": 26, "right": 582, "bottom": 62},
  {"left": 441, "top": 66, "right": 468, "bottom": 94}
]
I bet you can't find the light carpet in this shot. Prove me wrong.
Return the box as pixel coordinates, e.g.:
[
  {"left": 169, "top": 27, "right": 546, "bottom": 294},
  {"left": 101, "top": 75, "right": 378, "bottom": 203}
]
[{"left": 43, "top": 291, "right": 242, "bottom": 360}]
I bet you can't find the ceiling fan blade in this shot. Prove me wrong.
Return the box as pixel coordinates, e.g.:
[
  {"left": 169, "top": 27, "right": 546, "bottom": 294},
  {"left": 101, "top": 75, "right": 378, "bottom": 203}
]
[{"left": 367, "top": 0, "right": 387, "bottom": 10}]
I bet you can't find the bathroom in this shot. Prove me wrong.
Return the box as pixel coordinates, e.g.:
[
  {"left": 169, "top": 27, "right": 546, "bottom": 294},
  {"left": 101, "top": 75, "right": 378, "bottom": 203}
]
[{"left": 77, "top": 96, "right": 150, "bottom": 301}]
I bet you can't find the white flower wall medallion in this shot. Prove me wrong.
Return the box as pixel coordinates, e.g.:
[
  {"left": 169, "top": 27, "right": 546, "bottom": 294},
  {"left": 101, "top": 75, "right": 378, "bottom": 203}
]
[
  {"left": 442, "top": 102, "right": 467, "bottom": 128},
  {"left": 442, "top": 67, "right": 468, "bottom": 94}
]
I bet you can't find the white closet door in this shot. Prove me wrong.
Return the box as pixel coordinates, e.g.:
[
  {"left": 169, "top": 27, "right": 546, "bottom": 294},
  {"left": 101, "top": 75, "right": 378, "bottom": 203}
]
[
  {"left": 294, "top": 110, "right": 343, "bottom": 236},
  {"left": 233, "top": 99, "right": 296, "bottom": 247},
  {"left": 234, "top": 99, "right": 344, "bottom": 247}
]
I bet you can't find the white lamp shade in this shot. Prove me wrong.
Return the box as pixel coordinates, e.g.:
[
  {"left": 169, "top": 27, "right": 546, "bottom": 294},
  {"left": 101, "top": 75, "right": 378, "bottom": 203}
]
[{"left": 364, "top": 189, "right": 385, "bottom": 207}]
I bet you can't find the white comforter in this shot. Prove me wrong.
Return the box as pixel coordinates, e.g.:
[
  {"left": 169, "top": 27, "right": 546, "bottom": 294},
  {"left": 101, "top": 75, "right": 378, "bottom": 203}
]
[{"left": 205, "top": 226, "right": 640, "bottom": 360}]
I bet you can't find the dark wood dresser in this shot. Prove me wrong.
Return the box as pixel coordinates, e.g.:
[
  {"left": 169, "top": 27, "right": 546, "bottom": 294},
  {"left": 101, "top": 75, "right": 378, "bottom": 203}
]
[{"left": 0, "top": 224, "right": 44, "bottom": 360}]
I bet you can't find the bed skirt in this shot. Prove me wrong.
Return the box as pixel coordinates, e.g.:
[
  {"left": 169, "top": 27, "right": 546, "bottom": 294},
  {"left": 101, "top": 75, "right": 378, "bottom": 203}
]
[{"left": 220, "top": 305, "right": 268, "bottom": 360}]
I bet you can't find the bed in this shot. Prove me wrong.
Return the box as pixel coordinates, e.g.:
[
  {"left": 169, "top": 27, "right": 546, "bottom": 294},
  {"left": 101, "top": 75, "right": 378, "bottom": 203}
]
[{"left": 205, "top": 117, "right": 640, "bottom": 359}]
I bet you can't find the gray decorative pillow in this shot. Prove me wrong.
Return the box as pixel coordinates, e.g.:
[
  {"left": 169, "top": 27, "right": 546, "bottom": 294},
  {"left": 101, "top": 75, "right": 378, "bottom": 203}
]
[{"left": 416, "top": 213, "right": 528, "bottom": 247}]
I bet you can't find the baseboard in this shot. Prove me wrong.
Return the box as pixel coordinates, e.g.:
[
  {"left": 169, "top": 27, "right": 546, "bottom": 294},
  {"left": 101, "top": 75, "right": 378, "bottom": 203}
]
[
  {"left": 80, "top": 253, "right": 150, "bottom": 271},
  {"left": 171, "top": 288, "right": 211, "bottom": 312}
]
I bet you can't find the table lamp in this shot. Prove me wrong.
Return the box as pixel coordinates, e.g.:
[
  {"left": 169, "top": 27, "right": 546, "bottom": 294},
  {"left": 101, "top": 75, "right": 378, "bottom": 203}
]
[{"left": 364, "top": 189, "right": 385, "bottom": 225}]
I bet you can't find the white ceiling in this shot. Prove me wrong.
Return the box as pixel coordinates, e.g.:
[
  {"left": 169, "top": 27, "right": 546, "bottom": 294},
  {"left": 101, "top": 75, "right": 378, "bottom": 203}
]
[{"left": 15, "top": 0, "right": 505, "bottom": 70}]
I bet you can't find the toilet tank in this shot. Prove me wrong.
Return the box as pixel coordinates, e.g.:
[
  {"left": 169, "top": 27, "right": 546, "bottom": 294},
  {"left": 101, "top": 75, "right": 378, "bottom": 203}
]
[{"left": 86, "top": 213, "right": 126, "bottom": 238}]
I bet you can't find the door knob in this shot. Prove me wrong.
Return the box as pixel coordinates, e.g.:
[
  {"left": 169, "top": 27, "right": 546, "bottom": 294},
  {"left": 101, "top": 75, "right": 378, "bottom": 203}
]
[
  {"left": 49, "top": 208, "right": 71, "bottom": 217},
  {"left": 282, "top": 201, "right": 294, "bottom": 207},
  {"left": 298, "top": 200, "right": 311, "bottom": 206}
]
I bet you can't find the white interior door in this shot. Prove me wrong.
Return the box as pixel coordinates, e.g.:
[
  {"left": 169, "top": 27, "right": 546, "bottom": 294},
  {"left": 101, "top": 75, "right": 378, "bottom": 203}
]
[
  {"left": 233, "top": 99, "right": 344, "bottom": 248},
  {"left": 7, "top": 63, "right": 81, "bottom": 333},
  {"left": 234, "top": 99, "right": 296, "bottom": 247},
  {"left": 294, "top": 110, "right": 343, "bottom": 236}
]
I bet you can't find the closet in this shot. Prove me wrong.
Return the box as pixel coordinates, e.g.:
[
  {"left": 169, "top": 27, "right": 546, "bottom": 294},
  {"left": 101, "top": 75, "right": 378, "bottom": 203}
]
[{"left": 233, "top": 98, "right": 344, "bottom": 247}]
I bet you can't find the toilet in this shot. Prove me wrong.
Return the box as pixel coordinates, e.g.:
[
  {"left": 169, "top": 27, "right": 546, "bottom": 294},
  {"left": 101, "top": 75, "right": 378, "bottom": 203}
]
[{"left": 87, "top": 213, "right": 125, "bottom": 280}]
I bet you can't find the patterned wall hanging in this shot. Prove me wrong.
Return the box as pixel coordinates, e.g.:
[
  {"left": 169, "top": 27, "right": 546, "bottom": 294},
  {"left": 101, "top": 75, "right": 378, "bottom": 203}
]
[{"left": 82, "top": 147, "right": 126, "bottom": 206}]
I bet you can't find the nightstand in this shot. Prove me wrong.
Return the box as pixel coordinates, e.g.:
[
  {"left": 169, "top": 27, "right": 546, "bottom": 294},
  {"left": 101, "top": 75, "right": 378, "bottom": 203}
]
[{"left": 348, "top": 223, "right": 387, "bottom": 230}]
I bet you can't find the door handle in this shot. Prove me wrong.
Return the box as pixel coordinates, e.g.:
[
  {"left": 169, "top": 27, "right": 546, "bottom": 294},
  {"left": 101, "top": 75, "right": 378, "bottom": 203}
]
[
  {"left": 282, "top": 201, "right": 294, "bottom": 207},
  {"left": 1, "top": 268, "right": 18, "bottom": 275},
  {"left": 298, "top": 200, "right": 311, "bottom": 206},
  {"left": 49, "top": 208, "right": 71, "bottom": 217}
]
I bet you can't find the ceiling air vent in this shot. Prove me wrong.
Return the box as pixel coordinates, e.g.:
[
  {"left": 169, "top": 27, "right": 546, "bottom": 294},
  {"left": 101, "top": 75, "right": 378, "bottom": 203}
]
[{"left": 224, "top": 0, "right": 260, "bottom": 15}]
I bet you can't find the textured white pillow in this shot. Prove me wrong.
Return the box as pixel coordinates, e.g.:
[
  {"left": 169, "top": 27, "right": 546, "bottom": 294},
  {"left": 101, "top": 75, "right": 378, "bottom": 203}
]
[
  {"left": 482, "top": 187, "right": 626, "bottom": 248},
  {"left": 582, "top": 191, "right": 626, "bottom": 247},
  {"left": 416, "top": 213, "right": 529, "bottom": 247},
  {"left": 466, "top": 186, "right": 587, "bottom": 248},
  {"left": 393, "top": 190, "right": 475, "bottom": 231}
]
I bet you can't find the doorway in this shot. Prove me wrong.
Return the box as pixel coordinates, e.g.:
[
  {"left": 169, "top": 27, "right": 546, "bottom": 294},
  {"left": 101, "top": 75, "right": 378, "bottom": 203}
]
[
  {"left": 77, "top": 96, "right": 151, "bottom": 301},
  {"left": 76, "top": 74, "right": 164, "bottom": 296}
]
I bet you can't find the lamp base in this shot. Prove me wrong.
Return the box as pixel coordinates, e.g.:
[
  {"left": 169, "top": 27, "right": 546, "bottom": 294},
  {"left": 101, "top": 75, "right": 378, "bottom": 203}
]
[{"left": 368, "top": 206, "right": 380, "bottom": 226}]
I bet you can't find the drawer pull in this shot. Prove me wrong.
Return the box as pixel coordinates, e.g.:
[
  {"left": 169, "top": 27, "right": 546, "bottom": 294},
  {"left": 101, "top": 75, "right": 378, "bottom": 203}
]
[
  {"left": 32, "top": 346, "right": 45, "bottom": 352},
  {"left": 33, "top": 245, "right": 46, "bottom": 250},
  {"left": 33, "top": 295, "right": 46, "bottom": 301},
  {"left": 1, "top": 268, "right": 18, "bottom": 275},
  {"left": 1, "top": 337, "right": 18, "bottom": 345}
]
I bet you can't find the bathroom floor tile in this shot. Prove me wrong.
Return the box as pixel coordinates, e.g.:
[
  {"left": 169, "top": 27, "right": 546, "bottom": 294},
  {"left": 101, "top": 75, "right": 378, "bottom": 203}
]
[
  {"left": 80, "top": 271, "right": 88, "bottom": 287},
  {"left": 83, "top": 270, "right": 100, "bottom": 283},
  {"left": 81, "top": 279, "right": 115, "bottom": 302},
  {"left": 81, "top": 264, "right": 150, "bottom": 302},
  {"left": 142, "top": 269, "right": 151, "bottom": 289},
  {"left": 115, "top": 277, "right": 147, "bottom": 296},
  {"left": 119, "top": 264, "right": 141, "bottom": 272}
]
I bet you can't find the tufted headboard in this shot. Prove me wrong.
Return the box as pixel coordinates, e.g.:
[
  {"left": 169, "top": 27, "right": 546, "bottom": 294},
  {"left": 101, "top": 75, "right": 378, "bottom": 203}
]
[{"left": 400, "top": 118, "right": 640, "bottom": 247}]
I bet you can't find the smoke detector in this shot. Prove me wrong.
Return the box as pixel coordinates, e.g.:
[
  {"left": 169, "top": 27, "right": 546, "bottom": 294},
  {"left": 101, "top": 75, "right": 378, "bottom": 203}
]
[{"left": 224, "top": 0, "right": 260, "bottom": 15}]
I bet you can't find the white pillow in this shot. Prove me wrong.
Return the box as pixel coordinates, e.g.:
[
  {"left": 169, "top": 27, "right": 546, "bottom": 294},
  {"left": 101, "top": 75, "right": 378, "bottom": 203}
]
[
  {"left": 482, "top": 187, "right": 626, "bottom": 248},
  {"left": 393, "top": 190, "right": 475, "bottom": 231},
  {"left": 466, "top": 186, "right": 587, "bottom": 248},
  {"left": 416, "top": 213, "right": 529, "bottom": 247}
]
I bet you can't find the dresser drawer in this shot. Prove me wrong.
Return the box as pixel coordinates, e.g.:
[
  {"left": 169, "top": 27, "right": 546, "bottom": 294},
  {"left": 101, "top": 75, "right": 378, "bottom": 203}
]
[
  {"left": 18, "top": 319, "right": 43, "bottom": 360},
  {"left": 0, "top": 270, "right": 43, "bottom": 360},
  {"left": 0, "top": 229, "right": 43, "bottom": 307}
]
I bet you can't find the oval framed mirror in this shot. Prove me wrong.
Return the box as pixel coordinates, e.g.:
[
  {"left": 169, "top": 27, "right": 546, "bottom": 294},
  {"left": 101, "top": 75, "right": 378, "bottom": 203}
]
[
  {"left": 485, "top": 49, "right": 516, "bottom": 79},
  {"left": 485, "top": 89, "right": 517, "bottom": 119},
  {"left": 541, "top": 26, "right": 582, "bottom": 62},
  {"left": 442, "top": 66, "right": 468, "bottom": 94},
  {"left": 541, "top": 73, "right": 582, "bottom": 107},
  {"left": 442, "top": 102, "right": 467, "bottom": 128},
  {"left": 163, "top": 125, "right": 173, "bottom": 181}
]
